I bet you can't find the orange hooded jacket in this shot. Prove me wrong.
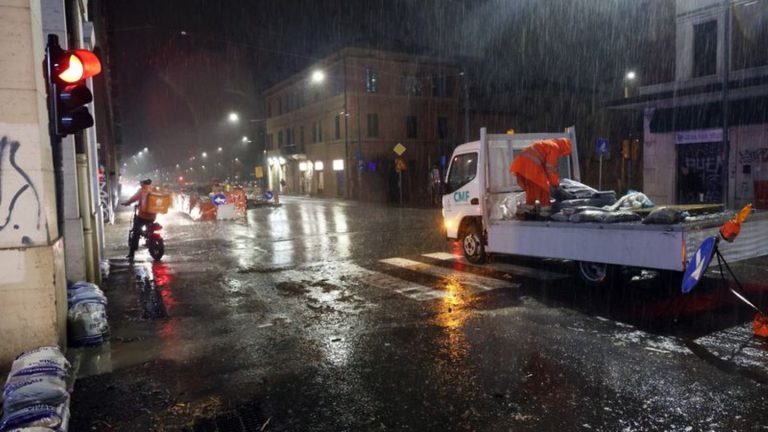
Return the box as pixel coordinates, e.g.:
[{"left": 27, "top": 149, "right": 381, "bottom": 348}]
[{"left": 509, "top": 138, "right": 572, "bottom": 189}]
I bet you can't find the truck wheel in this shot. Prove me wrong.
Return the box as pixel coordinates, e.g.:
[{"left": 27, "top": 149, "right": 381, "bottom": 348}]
[
  {"left": 462, "top": 224, "right": 486, "bottom": 264},
  {"left": 577, "top": 261, "right": 615, "bottom": 286}
]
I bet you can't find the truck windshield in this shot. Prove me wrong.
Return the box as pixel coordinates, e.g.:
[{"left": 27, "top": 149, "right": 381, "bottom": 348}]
[{"left": 446, "top": 153, "right": 477, "bottom": 193}]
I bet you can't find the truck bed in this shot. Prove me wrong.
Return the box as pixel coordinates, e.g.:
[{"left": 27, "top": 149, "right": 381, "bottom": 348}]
[{"left": 486, "top": 211, "right": 768, "bottom": 271}]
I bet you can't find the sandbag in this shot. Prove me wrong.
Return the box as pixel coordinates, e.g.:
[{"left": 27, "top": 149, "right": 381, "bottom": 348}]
[
  {"left": 3, "top": 377, "right": 68, "bottom": 414},
  {"left": 642, "top": 207, "right": 688, "bottom": 225},
  {"left": 0, "top": 403, "right": 65, "bottom": 431},
  {"left": 607, "top": 191, "right": 655, "bottom": 211},
  {"left": 9, "top": 348, "right": 70, "bottom": 377},
  {"left": 602, "top": 211, "right": 642, "bottom": 223}
]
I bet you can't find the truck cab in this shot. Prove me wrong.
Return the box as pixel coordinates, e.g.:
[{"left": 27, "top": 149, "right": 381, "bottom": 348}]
[{"left": 442, "top": 128, "right": 579, "bottom": 263}]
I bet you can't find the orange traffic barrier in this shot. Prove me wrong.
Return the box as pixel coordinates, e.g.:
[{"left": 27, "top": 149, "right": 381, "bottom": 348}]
[
  {"left": 199, "top": 201, "right": 217, "bottom": 221},
  {"left": 754, "top": 313, "right": 768, "bottom": 338}
]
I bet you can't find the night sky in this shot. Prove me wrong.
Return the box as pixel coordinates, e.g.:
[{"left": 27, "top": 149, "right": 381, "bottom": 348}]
[{"left": 105, "top": 0, "right": 674, "bottom": 175}]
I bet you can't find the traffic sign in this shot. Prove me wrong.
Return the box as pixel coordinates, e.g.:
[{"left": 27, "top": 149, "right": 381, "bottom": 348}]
[
  {"left": 254, "top": 166, "right": 264, "bottom": 178},
  {"left": 264, "top": 191, "right": 273, "bottom": 200},
  {"left": 212, "top": 193, "right": 227, "bottom": 206},
  {"left": 393, "top": 142, "right": 406, "bottom": 156},
  {"left": 682, "top": 236, "right": 717, "bottom": 293},
  {"left": 596, "top": 138, "right": 609, "bottom": 157}
]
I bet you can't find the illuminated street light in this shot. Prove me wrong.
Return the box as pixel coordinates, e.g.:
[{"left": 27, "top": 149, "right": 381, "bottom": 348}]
[
  {"left": 228, "top": 112, "right": 239, "bottom": 123},
  {"left": 175, "top": 164, "right": 180, "bottom": 168},
  {"left": 143, "top": 147, "right": 148, "bottom": 152},
  {"left": 202, "top": 152, "right": 207, "bottom": 158},
  {"left": 623, "top": 70, "right": 639, "bottom": 98},
  {"left": 311, "top": 70, "right": 325, "bottom": 83},
  {"left": 242, "top": 136, "right": 249, "bottom": 142},
  {"left": 217, "top": 147, "right": 223, "bottom": 153}
]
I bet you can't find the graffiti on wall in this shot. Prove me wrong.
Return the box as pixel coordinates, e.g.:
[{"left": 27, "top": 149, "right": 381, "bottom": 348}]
[
  {"left": 738, "top": 148, "right": 768, "bottom": 164},
  {"left": 0, "top": 136, "right": 42, "bottom": 245}
]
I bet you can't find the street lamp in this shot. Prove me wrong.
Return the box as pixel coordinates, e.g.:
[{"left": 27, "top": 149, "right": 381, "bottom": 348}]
[
  {"left": 228, "top": 112, "right": 239, "bottom": 123},
  {"left": 311, "top": 70, "right": 325, "bottom": 84},
  {"left": 624, "top": 70, "right": 638, "bottom": 98},
  {"left": 202, "top": 152, "right": 207, "bottom": 158},
  {"left": 217, "top": 147, "right": 223, "bottom": 153},
  {"left": 143, "top": 147, "right": 148, "bottom": 152},
  {"left": 242, "top": 136, "right": 249, "bottom": 143}
]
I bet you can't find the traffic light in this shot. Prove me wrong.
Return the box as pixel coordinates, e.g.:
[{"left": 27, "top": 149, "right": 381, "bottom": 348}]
[{"left": 45, "top": 35, "right": 102, "bottom": 136}]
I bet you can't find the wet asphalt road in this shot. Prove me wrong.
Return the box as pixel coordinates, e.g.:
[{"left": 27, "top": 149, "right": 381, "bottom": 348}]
[{"left": 69, "top": 196, "right": 768, "bottom": 432}]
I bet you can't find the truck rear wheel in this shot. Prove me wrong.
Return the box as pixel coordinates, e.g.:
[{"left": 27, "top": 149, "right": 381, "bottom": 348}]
[
  {"left": 577, "top": 261, "right": 616, "bottom": 286},
  {"left": 461, "top": 224, "right": 486, "bottom": 264}
]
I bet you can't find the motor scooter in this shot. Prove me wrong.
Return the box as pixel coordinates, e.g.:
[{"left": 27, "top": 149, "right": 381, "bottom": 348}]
[{"left": 129, "top": 206, "right": 164, "bottom": 260}]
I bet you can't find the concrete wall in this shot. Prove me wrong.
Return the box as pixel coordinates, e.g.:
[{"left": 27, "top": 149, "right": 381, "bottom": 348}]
[
  {"left": 642, "top": 113, "right": 677, "bottom": 205},
  {"left": 0, "top": 0, "right": 67, "bottom": 366}
]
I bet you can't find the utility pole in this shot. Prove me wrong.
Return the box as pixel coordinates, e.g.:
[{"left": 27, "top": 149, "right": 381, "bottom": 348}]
[{"left": 721, "top": 0, "right": 731, "bottom": 208}]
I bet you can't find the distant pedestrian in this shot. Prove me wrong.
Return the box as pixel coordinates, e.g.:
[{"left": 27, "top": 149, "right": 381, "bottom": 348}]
[{"left": 429, "top": 165, "right": 442, "bottom": 205}]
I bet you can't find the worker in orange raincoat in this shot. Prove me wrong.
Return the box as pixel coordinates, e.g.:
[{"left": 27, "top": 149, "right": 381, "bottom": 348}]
[{"left": 509, "top": 138, "right": 572, "bottom": 207}]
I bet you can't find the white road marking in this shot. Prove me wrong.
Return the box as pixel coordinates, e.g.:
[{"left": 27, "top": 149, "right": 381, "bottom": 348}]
[
  {"left": 422, "top": 252, "right": 569, "bottom": 281},
  {"left": 694, "top": 324, "right": 768, "bottom": 369},
  {"left": 358, "top": 271, "right": 449, "bottom": 301},
  {"left": 380, "top": 257, "right": 519, "bottom": 292}
]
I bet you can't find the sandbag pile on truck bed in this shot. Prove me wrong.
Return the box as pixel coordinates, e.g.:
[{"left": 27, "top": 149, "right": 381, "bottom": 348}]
[
  {"left": 552, "top": 179, "right": 617, "bottom": 211},
  {"left": 0, "top": 346, "right": 71, "bottom": 431}
]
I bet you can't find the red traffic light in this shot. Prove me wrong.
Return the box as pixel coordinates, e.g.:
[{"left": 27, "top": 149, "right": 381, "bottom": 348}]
[{"left": 57, "top": 50, "right": 101, "bottom": 83}]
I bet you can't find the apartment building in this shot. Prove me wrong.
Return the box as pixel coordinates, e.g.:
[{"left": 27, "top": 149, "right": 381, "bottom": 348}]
[
  {"left": 610, "top": 0, "right": 768, "bottom": 208},
  {"left": 264, "top": 48, "right": 459, "bottom": 203}
]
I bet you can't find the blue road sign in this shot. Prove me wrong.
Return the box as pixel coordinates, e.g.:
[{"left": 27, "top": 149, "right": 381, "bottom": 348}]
[
  {"left": 264, "top": 190, "right": 273, "bottom": 200},
  {"left": 212, "top": 193, "right": 227, "bottom": 206},
  {"left": 596, "top": 138, "right": 609, "bottom": 157},
  {"left": 682, "top": 236, "right": 718, "bottom": 294}
]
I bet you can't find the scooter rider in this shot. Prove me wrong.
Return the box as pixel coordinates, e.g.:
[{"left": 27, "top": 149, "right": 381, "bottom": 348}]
[{"left": 121, "top": 178, "right": 158, "bottom": 260}]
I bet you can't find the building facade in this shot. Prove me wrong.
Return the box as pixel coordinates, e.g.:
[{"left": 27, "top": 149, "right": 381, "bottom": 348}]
[
  {"left": 264, "top": 48, "right": 460, "bottom": 203},
  {"left": 611, "top": 0, "right": 768, "bottom": 208}
]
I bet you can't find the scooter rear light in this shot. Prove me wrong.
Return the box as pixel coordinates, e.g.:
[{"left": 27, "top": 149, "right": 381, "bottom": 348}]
[{"left": 152, "top": 223, "right": 163, "bottom": 231}]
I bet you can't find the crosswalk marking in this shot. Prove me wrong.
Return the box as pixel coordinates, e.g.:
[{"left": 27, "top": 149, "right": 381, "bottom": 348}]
[
  {"left": 380, "top": 257, "right": 518, "bottom": 292},
  {"left": 422, "top": 252, "right": 458, "bottom": 260},
  {"left": 359, "top": 272, "right": 449, "bottom": 301},
  {"left": 422, "top": 252, "right": 569, "bottom": 281}
]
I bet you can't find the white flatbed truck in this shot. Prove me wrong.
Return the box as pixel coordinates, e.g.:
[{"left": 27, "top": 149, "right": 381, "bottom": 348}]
[{"left": 441, "top": 128, "right": 768, "bottom": 284}]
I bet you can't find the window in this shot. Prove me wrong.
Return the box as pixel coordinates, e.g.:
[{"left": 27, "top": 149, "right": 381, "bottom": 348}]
[
  {"left": 693, "top": 20, "right": 717, "bottom": 77},
  {"left": 437, "top": 117, "right": 448, "bottom": 140},
  {"left": 365, "top": 68, "right": 378, "bottom": 93},
  {"left": 446, "top": 153, "right": 477, "bottom": 193},
  {"left": 267, "top": 102, "right": 272, "bottom": 117},
  {"left": 445, "top": 76, "right": 455, "bottom": 97},
  {"left": 266, "top": 133, "right": 273, "bottom": 150},
  {"left": 367, "top": 113, "right": 379, "bottom": 137},
  {"left": 313, "top": 121, "right": 323, "bottom": 143},
  {"left": 284, "top": 94, "right": 289, "bottom": 112},
  {"left": 732, "top": 2, "right": 768, "bottom": 70},
  {"left": 335, "top": 114, "right": 341, "bottom": 139},
  {"left": 406, "top": 116, "right": 417, "bottom": 139},
  {"left": 433, "top": 75, "right": 447, "bottom": 97},
  {"left": 401, "top": 75, "right": 422, "bottom": 95},
  {"left": 278, "top": 98, "right": 282, "bottom": 115},
  {"left": 300, "top": 126, "right": 305, "bottom": 145},
  {"left": 277, "top": 130, "right": 283, "bottom": 147}
]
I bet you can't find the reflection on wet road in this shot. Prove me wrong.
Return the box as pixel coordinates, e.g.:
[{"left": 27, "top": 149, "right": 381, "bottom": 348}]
[{"left": 69, "top": 196, "right": 768, "bottom": 431}]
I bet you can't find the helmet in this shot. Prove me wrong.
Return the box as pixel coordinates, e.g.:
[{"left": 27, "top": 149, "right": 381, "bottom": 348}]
[
  {"left": 140, "top": 178, "right": 152, "bottom": 186},
  {"left": 555, "top": 138, "right": 572, "bottom": 156}
]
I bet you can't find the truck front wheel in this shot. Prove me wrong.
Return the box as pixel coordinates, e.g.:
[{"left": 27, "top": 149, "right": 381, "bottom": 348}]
[{"left": 461, "top": 224, "right": 486, "bottom": 264}]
